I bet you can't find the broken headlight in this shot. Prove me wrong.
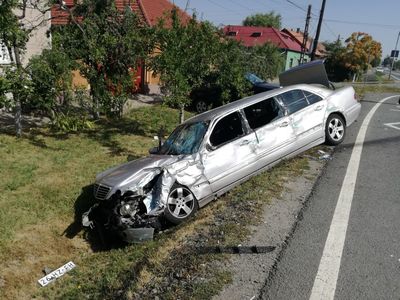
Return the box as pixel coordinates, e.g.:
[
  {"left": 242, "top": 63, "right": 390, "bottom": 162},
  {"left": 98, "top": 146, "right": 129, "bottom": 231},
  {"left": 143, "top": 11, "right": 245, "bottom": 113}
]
[{"left": 119, "top": 201, "right": 139, "bottom": 217}]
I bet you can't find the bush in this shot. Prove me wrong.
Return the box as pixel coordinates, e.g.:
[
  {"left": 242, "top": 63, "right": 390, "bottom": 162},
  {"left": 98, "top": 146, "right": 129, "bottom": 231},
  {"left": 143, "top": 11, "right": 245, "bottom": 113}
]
[{"left": 51, "top": 111, "right": 95, "bottom": 133}]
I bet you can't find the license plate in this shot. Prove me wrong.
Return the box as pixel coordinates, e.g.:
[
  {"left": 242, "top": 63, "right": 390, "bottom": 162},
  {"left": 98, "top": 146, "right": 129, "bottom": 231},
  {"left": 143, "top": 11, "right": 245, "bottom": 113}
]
[{"left": 38, "top": 261, "right": 76, "bottom": 287}]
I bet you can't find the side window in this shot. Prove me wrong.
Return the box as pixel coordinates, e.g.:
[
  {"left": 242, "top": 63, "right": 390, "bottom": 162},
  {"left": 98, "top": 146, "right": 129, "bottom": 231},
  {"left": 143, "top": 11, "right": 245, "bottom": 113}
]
[
  {"left": 210, "top": 112, "right": 244, "bottom": 148},
  {"left": 244, "top": 98, "right": 283, "bottom": 129},
  {"left": 277, "top": 90, "right": 308, "bottom": 115},
  {"left": 304, "top": 90, "right": 323, "bottom": 105}
]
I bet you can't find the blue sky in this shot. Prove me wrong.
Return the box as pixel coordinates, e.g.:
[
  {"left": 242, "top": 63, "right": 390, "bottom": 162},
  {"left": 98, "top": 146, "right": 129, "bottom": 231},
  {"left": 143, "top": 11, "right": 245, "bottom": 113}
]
[{"left": 172, "top": 0, "right": 400, "bottom": 59}]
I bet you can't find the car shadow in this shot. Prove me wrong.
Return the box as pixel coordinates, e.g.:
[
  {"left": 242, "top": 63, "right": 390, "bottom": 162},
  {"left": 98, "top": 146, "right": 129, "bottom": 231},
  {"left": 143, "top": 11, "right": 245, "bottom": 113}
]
[
  {"left": 63, "top": 184, "right": 95, "bottom": 239},
  {"left": 63, "top": 184, "right": 125, "bottom": 251}
]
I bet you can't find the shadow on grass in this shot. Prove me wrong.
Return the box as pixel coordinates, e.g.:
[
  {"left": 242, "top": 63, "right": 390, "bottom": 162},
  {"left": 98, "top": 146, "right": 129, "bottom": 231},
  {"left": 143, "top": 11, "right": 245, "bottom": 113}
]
[{"left": 63, "top": 184, "right": 95, "bottom": 239}]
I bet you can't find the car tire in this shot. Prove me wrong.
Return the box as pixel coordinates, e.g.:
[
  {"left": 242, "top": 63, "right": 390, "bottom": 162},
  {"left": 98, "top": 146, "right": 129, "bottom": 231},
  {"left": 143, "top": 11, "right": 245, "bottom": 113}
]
[
  {"left": 194, "top": 100, "right": 209, "bottom": 113},
  {"left": 164, "top": 184, "right": 198, "bottom": 224},
  {"left": 325, "top": 113, "right": 346, "bottom": 145}
]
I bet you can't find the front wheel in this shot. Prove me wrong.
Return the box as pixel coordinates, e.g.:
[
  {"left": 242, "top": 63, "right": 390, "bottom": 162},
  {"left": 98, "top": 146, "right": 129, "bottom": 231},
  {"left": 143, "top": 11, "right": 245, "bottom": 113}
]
[
  {"left": 164, "top": 184, "right": 198, "bottom": 224},
  {"left": 325, "top": 114, "right": 346, "bottom": 145}
]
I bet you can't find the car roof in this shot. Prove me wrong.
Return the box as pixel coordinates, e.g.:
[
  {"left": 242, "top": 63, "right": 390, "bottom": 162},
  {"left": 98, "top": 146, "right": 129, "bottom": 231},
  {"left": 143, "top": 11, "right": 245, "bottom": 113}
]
[{"left": 185, "top": 84, "right": 329, "bottom": 124}]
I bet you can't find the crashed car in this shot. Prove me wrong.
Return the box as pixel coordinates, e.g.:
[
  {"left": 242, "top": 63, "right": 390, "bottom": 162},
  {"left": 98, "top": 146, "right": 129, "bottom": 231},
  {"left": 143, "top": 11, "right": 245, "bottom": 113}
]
[{"left": 82, "top": 61, "right": 361, "bottom": 243}]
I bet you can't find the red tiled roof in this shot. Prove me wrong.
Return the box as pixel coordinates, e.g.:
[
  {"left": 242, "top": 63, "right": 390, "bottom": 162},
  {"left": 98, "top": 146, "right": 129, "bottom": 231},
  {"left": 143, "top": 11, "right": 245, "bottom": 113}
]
[
  {"left": 140, "top": 0, "right": 191, "bottom": 26},
  {"left": 281, "top": 28, "right": 327, "bottom": 57},
  {"left": 223, "top": 25, "right": 302, "bottom": 52},
  {"left": 51, "top": 0, "right": 190, "bottom": 27}
]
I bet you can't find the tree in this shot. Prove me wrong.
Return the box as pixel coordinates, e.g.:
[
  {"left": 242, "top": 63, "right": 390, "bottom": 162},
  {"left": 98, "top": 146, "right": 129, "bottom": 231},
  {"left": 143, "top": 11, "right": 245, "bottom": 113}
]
[
  {"left": 55, "top": 0, "right": 155, "bottom": 118},
  {"left": 27, "top": 49, "right": 75, "bottom": 113},
  {"left": 343, "top": 32, "right": 382, "bottom": 81},
  {"left": 245, "top": 43, "right": 284, "bottom": 80},
  {"left": 242, "top": 12, "right": 281, "bottom": 28},
  {"left": 151, "top": 10, "right": 222, "bottom": 122},
  {"left": 0, "top": 0, "right": 46, "bottom": 136},
  {"left": 323, "top": 39, "right": 350, "bottom": 81}
]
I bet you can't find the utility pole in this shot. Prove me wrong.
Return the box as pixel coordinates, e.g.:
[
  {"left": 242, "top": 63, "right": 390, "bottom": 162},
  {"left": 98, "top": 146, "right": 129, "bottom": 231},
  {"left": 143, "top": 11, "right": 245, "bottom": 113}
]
[
  {"left": 388, "top": 31, "right": 400, "bottom": 80},
  {"left": 300, "top": 5, "right": 312, "bottom": 64},
  {"left": 311, "top": 0, "right": 326, "bottom": 61}
]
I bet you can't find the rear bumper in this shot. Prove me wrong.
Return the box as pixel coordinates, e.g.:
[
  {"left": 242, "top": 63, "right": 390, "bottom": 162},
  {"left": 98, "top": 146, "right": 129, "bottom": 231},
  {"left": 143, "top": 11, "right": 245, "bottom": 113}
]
[{"left": 345, "top": 102, "right": 361, "bottom": 126}]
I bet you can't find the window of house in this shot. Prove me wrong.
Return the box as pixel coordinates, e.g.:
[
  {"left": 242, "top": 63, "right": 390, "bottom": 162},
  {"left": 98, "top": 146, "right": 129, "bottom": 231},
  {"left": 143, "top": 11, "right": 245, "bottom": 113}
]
[
  {"left": 276, "top": 90, "right": 308, "bottom": 115},
  {"left": 251, "top": 32, "right": 262, "bottom": 37},
  {"left": 209, "top": 112, "right": 244, "bottom": 148},
  {"left": 304, "top": 90, "right": 323, "bottom": 105},
  {"left": 244, "top": 98, "right": 283, "bottom": 129},
  {"left": 289, "top": 58, "right": 294, "bottom": 68}
]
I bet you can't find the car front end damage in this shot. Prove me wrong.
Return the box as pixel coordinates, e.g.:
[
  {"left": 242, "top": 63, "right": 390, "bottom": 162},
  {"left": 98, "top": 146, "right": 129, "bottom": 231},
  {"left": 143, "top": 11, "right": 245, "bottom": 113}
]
[{"left": 81, "top": 154, "right": 210, "bottom": 243}]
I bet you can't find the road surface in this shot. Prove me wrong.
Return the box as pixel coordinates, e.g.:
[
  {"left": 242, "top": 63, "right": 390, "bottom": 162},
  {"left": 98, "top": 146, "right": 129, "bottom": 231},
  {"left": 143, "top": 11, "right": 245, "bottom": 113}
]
[{"left": 261, "top": 93, "right": 400, "bottom": 300}]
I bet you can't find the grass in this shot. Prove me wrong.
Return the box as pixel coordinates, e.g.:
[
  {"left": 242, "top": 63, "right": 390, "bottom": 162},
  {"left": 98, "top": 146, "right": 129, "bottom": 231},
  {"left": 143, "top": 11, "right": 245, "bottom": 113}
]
[
  {"left": 352, "top": 84, "right": 400, "bottom": 100},
  {"left": 0, "top": 105, "right": 185, "bottom": 300},
  {"left": 0, "top": 102, "right": 334, "bottom": 299}
]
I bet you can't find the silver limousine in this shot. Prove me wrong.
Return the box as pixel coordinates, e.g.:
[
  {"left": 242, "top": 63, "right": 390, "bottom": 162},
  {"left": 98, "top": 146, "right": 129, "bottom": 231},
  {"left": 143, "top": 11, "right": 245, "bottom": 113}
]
[{"left": 82, "top": 64, "right": 361, "bottom": 243}]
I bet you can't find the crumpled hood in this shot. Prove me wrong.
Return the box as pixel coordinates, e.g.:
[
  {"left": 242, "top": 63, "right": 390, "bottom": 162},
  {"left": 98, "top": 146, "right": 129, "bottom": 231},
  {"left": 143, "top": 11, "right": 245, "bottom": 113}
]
[{"left": 96, "top": 155, "right": 179, "bottom": 189}]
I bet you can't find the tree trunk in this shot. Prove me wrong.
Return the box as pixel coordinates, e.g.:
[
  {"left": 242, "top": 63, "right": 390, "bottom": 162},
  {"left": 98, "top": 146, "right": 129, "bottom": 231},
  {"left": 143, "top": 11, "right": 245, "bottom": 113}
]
[
  {"left": 90, "top": 87, "right": 100, "bottom": 119},
  {"left": 13, "top": 45, "right": 23, "bottom": 137},
  {"left": 179, "top": 104, "right": 185, "bottom": 124}
]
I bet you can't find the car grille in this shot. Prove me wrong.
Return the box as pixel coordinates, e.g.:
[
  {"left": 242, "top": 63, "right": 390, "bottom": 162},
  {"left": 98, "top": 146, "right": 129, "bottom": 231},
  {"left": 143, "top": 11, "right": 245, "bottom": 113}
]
[{"left": 94, "top": 184, "right": 111, "bottom": 200}]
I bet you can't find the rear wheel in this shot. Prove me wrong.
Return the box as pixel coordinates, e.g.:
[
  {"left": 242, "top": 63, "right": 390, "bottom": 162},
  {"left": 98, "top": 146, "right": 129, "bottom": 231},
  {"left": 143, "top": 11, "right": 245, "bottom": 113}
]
[
  {"left": 325, "top": 114, "right": 346, "bottom": 145},
  {"left": 164, "top": 184, "right": 198, "bottom": 224}
]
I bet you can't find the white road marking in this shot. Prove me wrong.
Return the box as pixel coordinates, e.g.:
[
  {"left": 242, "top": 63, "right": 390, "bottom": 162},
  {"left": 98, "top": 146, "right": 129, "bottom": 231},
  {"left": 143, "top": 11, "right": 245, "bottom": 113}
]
[
  {"left": 390, "top": 109, "right": 400, "bottom": 112},
  {"left": 309, "top": 95, "right": 398, "bottom": 300},
  {"left": 390, "top": 73, "right": 400, "bottom": 81},
  {"left": 384, "top": 122, "right": 400, "bottom": 131}
]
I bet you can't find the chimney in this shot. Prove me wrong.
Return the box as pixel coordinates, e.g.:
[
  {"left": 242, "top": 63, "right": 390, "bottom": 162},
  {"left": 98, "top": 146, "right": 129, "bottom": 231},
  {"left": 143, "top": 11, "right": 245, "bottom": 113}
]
[{"left": 296, "top": 28, "right": 300, "bottom": 33}]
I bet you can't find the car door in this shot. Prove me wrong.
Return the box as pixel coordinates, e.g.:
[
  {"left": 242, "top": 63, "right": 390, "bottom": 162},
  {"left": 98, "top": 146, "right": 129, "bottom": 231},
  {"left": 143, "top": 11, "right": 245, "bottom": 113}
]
[
  {"left": 202, "top": 111, "right": 258, "bottom": 193},
  {"left": 243, "top": 97, "right": 296, "bottom": 168},
  {"left": 276, "top": 89, "right": 325, "bottom": 147}
]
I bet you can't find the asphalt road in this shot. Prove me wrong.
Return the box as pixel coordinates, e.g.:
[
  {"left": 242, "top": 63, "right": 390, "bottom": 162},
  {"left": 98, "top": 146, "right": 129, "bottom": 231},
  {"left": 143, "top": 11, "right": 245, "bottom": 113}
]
[{"left": 260, "top": 93, "right": 400, "bottom": 300}]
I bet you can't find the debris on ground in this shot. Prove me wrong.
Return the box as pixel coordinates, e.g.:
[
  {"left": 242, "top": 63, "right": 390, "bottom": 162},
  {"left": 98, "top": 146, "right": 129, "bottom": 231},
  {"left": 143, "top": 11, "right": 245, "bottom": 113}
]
[{"left": 38, "top": 261, "right": 76, "bottom": 287}]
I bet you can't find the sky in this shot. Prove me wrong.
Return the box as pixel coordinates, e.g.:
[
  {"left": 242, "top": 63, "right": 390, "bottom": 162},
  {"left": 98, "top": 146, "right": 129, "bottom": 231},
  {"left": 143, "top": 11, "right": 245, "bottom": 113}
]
[{"left": 172, "top": 0, "right": 400, "bottom": 59}]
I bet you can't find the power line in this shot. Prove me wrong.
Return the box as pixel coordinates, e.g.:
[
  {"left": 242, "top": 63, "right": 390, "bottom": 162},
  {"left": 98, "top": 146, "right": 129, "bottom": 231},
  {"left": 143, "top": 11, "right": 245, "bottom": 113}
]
[
  {"left": 317, "top": 18, "right": 400, "bottom": 29},
  {"left": 285, "top": 0, "right": 308, "bottom": 13},
  {"left": 204, "top": 0, "right": 244, "bottom": 17}
]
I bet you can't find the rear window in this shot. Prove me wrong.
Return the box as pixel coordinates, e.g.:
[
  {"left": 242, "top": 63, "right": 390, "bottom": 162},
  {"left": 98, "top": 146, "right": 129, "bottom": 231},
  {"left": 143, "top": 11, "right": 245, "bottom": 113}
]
[
  {"left": 277, "top": 90, "right": 308, "bottom": 114},
  {"left": 244, "top": 98, "right": 283, "bottom": 129},
  {"left": 304, "top": 90, "right": 323, "bottom": 104}
]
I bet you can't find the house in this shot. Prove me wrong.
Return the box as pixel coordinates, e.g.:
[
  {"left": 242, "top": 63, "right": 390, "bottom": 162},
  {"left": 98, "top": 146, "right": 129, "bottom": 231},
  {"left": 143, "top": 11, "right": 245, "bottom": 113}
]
[
  {"left": 223, "top": 25, "right": 310, "bottom": 71},
  {"left": 0, "top": 42, "right": 11, "bottom": 65},
  {"left": 0, "top": 3, "right": 51, "bottom": 67},
  {"left": 51, "top": 0, "right": 191, "bottom": 93},
  {"left": 281, "top": 28, "right": 327, "bottom": 59}
]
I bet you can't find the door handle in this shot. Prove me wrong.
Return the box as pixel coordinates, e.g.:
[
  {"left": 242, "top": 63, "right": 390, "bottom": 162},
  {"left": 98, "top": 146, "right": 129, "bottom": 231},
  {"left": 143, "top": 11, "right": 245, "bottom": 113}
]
[
  {"left": 240, "top": 140, "right": 250, "bottom": 146},
  {"left": 279, "top": 121, "right": 289, "bottom": 127},
  {"left": 315, "top": 105, "right": 324, "bottom": 111}
]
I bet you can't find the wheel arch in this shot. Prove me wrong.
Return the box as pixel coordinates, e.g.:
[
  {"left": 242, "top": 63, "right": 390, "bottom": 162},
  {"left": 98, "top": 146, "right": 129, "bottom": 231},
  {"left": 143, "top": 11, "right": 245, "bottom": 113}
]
[{"left": 327, "top": 111, "right": 346, "bottom": 126}]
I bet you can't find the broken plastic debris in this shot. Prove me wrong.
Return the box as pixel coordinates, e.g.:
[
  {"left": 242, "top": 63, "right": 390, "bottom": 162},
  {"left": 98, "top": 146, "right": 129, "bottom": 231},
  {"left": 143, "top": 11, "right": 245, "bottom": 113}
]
[
  {"left": 319, "top": 154, "right": 332, "bottom": 160},
  {"left": 121, "top": 227, "right": 154, "bottom": 243},
  {"left": 38, "top": 261, "right": 76, "bottom": 287}
]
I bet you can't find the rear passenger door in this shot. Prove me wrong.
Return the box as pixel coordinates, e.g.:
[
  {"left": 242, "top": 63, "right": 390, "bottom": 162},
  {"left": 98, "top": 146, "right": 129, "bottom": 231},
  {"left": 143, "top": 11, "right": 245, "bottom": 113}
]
[
  {"left": 276, "top": 89, "right": 325, "bottom": 146},
  {"left": 243, "top": 97, "right": 296, "bottom": 168}
]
